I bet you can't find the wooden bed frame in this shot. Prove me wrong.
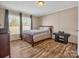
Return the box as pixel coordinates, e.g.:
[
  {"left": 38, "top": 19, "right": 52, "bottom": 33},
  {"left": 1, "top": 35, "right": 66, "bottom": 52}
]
[{"left": 22, "top": 26, "right": 53, "bottom": 47}]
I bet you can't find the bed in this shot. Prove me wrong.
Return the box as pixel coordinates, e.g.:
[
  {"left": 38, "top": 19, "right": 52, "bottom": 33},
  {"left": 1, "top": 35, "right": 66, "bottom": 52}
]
[{"left": 22, "top": 26, "right": 53, "bottom": 47}]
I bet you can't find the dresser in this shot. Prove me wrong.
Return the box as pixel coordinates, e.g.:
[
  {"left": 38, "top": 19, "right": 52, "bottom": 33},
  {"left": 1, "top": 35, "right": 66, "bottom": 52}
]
[{"left": 0, "top": 32, "right": 10, "bottom": 58}]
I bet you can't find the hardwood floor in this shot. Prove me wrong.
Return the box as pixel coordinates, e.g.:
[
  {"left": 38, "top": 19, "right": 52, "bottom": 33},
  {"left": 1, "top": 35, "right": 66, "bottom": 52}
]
[{"left": 10, "top": 39, "right": 77, "bottom": 58}]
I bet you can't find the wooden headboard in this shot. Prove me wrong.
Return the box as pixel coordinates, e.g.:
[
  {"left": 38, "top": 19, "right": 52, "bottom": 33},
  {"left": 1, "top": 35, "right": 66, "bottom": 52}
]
[{"left": 39, "top": 26, "right": 53, "bottom": 38}]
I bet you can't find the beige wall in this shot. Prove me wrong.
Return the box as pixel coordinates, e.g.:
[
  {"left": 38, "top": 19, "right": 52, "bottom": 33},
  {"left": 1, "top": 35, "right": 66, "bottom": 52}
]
[
  {"left": 0, "top": 8, "right": 5, "bottom": 28},
  {"left": 40, "top": 7, "right": 78, "bottom": 44}
]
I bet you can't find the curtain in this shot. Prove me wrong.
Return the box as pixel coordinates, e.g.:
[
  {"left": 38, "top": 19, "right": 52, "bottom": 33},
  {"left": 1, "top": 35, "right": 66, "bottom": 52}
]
[
  {"left": 30, "top": 15, "right": 33, "bottom": 30},
  {"left": 20, "top": 13, "right": 22, "bottom": 39},
  {"left": 4, "top": 9, "right": 9, "bottom": 33}
]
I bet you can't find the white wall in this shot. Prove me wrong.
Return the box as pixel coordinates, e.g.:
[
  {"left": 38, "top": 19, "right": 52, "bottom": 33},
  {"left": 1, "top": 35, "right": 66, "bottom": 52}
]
[{"left": 40, "top": 7, "right": 78, "bottom": 44}]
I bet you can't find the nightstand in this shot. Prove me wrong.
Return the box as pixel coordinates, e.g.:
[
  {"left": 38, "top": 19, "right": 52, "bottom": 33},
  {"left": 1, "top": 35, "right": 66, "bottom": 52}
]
[{"left": 53, "top": 32, "right": 70, "bottom": 44}]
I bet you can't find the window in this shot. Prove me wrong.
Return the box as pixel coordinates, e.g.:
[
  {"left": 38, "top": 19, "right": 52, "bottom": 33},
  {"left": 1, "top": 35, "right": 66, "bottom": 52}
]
[
  {"left": 22, "top": 16, "right": 31, "bottom": 31},
  {"left": 9, "top": 13, "right": 20, "bottom": 35},
  {"left": 0, "top": 8, "right": 5, "bottom": 28},
  {"left": 9, "top": 13, "right": 31, "bottom": 34}
]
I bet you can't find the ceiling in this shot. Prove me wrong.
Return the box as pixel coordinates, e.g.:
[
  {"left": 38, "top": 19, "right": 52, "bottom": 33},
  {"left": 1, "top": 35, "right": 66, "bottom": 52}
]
[{"left": 0, "top": 1, "right": 77, "bottom": 16}]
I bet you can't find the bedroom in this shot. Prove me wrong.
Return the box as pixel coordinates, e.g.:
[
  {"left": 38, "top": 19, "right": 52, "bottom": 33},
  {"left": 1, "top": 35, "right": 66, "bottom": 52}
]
[{"left": 0, "top": 1, "right": 78, "bottom": 58}]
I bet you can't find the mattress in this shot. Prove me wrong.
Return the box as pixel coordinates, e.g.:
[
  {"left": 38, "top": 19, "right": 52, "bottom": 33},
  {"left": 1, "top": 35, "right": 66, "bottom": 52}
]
[
  {"left": 33, "top": 31, "right": 51, "bottom": 42},
  {"left": 23, "top": 29, "right": 50, "bottom": 35},
  {"left": 23, "top": 29, "right": 51, "bottom": 42}
]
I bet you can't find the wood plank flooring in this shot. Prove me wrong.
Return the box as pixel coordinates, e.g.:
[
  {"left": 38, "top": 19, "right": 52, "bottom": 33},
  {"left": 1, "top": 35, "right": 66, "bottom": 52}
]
[{"left": 10, "top": 39, "right": 77, "bottom": 58}]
